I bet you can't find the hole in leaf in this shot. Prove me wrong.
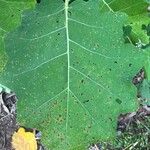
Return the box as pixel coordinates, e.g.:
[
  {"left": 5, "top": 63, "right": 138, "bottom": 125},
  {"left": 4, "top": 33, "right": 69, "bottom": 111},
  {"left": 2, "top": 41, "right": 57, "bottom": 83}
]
[
  {"left": 81, "top": 79, "right": 84, "bottom": 83},
  {"left": 83, "top": 100, "right": 89, "bottom": 103},
  {"left": 63, "top": 0, "right": 76, "bottom": 4},
  {"left": 36, "top": 0, "right": 41, "bottom": 3},
  {"left": 116, "top": 98, "right": 122, "bottom": 104},
  {"left": 68, "top": 11, "right": 72, "bottom": 17},
  {"left": 129, "top": 63, "right": 132, "bottom": 67}
]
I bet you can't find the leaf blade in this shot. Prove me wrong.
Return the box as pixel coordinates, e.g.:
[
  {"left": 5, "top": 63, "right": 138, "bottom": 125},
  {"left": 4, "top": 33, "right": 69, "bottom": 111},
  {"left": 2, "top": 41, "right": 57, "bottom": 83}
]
[{"left": 1, "top": 0, "right": 147, "bottom": 149}]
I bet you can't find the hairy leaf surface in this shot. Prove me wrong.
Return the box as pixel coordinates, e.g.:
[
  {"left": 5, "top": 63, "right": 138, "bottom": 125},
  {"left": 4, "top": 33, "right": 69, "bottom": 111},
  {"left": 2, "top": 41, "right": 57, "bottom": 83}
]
[{"left": 1, "top": 0, "right": 147, "bottom": 149}]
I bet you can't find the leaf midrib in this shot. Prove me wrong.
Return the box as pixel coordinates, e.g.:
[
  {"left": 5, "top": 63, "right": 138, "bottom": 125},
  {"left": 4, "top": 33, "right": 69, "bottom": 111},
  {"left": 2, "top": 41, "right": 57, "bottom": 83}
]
[{"left": 64, "top": 0, "right": 70, "bottom": 136}]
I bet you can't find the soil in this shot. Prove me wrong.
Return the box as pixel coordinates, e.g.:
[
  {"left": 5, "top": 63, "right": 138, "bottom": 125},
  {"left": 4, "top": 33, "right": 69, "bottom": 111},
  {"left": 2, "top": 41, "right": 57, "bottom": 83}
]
[
  {"left": 0, "top": 92, "right": 18, "bottom": 150},
  {"left": 117, "top": 105, "right": 150, "bottom": 133},
  {"left": 0, "top": 91, "right": 45, "bottom": 150}
]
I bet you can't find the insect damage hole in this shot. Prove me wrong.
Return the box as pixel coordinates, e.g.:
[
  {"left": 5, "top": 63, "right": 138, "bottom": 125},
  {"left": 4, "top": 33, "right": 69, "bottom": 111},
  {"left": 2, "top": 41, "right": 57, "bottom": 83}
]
[
  {"left": 36, "top": 0, "right": 41, "bottom": 3},
  {"left": 116, "top": 98, "right": 122, "bottom": 104}
]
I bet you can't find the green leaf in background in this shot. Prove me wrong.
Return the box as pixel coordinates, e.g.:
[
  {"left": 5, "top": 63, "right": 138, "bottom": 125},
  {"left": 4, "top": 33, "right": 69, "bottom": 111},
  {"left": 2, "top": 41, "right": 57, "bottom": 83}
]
[
  {"left": 138, "top": 79, "right": 150, "bottom": 105},
  {"left": 100, "top": 0, "right": 150, "bottom": 45},
  {"left": 0, "top": 0, "right": 35, "bottom": 73},
  {"left": 0, "top": 0, "right": 148, "bottom": 149},
  {"left": 100, "top": 0, "right": 148, "bottom": 15}
]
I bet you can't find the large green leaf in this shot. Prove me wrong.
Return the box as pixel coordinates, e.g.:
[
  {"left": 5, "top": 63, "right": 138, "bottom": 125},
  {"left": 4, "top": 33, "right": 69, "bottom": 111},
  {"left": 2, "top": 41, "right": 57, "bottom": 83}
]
[
  {"left": 0, "top": 0, "right": 35, "bottom": 73},
  {"left": 0, "top": 0, "right": 147, "bottom": 149},
  {"left": 100, "top": 0, "right": 150, "bottom": 44}
]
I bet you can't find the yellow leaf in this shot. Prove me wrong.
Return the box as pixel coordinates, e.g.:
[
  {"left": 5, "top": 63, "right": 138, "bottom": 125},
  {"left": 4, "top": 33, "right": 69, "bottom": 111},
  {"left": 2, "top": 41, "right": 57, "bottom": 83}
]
[{"left": 12, "top": 127, "right": 37, "bottom": 150}]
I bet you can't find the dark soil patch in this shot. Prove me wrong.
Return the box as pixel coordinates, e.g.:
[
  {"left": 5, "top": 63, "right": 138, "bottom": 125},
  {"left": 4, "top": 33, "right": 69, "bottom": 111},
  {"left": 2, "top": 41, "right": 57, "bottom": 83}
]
[
  {"left": 0, "top": 92, "right": 18, "bottom": 150},
  {"left": 0, "top": 91, "right": 45, "bottom": 150}
]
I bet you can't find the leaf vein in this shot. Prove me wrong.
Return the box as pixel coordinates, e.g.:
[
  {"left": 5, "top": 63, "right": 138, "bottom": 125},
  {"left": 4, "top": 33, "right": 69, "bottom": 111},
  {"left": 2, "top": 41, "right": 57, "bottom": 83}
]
[
  {"left": 69, "top": 39, "right": 111, "bottom": 59},
  {"left": 117, "top": 1, "right": 145, "bottom": 12},
  {"left": 0, "top": 0, "right": 31, "bottom": 4},
  {"left": 65, "top": 0, "right": 70, "bottom": 142},
  {"left": 37, "top": 88, "right": 68, "bottom": 110},
  {"left": 69, "top": 90, "right": 97, "bottom": 123},
  {"left": 70, "top": 66, "right": 112, "bottom": 94},
  {"left": 0, "top": 27, "right": 7, "bottom": 32},
  {"left": 19, "top": 26, "right": 65, "bottom": 41},
  {"left": 14, "top": 52, "right": 67, "bottom": 77},
  {"left": 38, "top": 8, "right": 65, "bottom": 18},
  {"left": 68, "top": 18, "right": 102, "bottom": 29},
  {"left": 101, "top": 0, "right": 114, "bottom": 12}
]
